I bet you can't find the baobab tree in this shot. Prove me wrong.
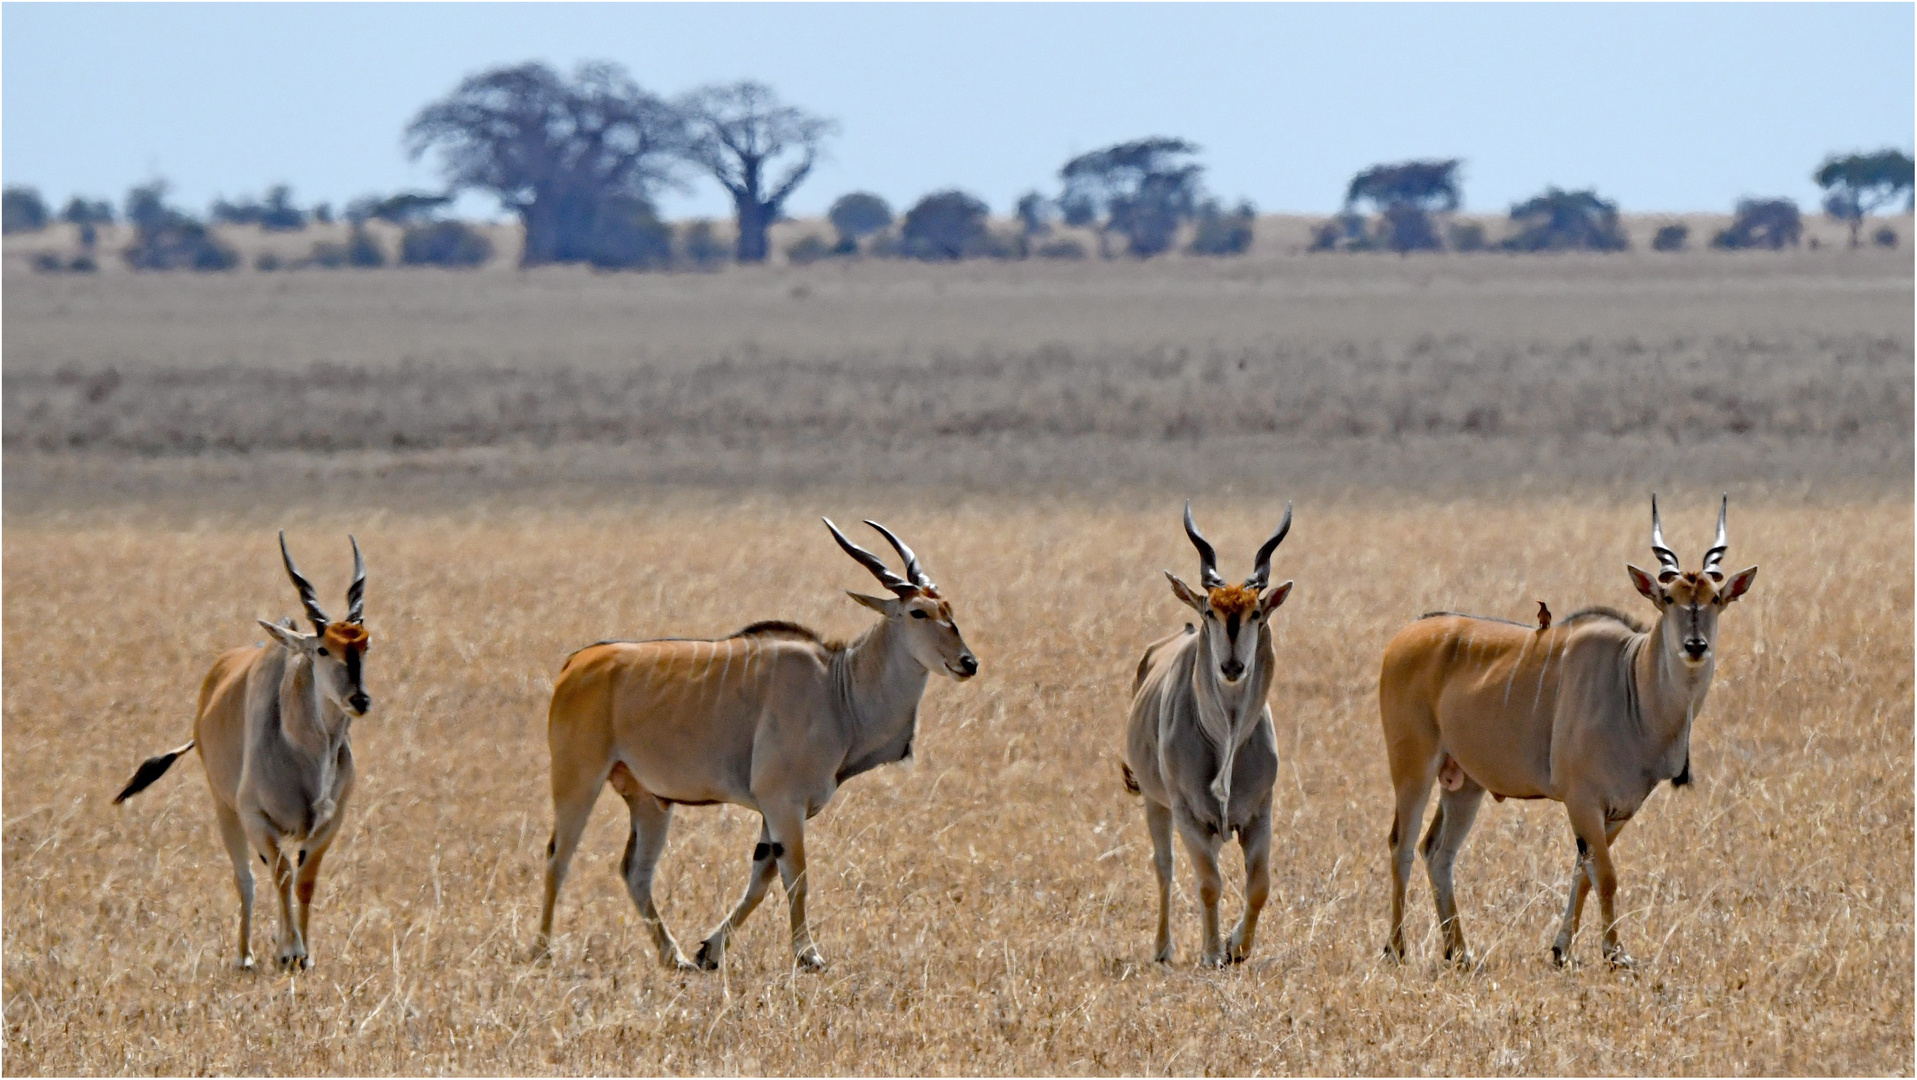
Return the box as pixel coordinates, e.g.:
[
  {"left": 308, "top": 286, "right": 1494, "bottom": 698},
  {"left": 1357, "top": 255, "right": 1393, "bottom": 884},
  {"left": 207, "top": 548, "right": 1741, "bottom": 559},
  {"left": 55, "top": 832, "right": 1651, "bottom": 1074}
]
[{"left": 680, "top": 81, "right": 836, "bottom": 263}]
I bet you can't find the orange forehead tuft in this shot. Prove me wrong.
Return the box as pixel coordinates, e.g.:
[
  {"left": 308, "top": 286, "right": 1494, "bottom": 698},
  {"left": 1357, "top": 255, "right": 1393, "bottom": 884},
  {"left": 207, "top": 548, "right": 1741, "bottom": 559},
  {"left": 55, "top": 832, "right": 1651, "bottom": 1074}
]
[
  {"left": 324, "top": 623, "right": 370, "bottom": 652},
  {"left": 1206, "top": 585, "right": 1259, "bottom": 616}
]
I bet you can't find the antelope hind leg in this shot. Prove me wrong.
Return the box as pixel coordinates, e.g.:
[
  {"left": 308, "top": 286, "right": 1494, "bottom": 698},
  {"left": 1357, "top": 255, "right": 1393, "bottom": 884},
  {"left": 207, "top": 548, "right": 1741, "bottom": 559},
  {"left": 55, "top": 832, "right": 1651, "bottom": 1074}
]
[
  {"left": 1422, "top": 781, "right": 1486, "bottom": 967},
  {"left": 1142, "top": 799, "right": 1176, "bottom": 963},
  {"left": 213, "top": 802, "right": 256, "bottom": 971},
  {"left": 609, "top": 768, "right": 696, "bottom": 971}
]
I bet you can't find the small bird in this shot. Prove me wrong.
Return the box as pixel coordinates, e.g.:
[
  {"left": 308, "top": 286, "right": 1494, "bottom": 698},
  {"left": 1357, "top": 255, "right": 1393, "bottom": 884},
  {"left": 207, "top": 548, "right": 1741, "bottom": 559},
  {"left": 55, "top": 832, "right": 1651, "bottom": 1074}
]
[{"left": 1536, "top": 600, "right": 1552, "bottom": 631}]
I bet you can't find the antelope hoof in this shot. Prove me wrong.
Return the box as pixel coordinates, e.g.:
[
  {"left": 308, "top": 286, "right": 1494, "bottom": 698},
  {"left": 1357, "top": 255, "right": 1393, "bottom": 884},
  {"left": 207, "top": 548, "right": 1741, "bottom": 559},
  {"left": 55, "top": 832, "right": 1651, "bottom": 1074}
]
[
  {"left": 1444, "top": 948, "right": 1476, "bottom": 970},
  {"left": 276, "top": 948, "right": 308, "bottom": 972},
  {"left": 1383, "top": 940, "right": 1406, "bottom": 963},
  {"left": 1604, "top": 947, "right": 1637, "bottom": 972},
  {"left": 795, "top": 947, "right": 827, "bottom": 972},
  {"left": 1226, "top": 933, "right": 1254, "bottom": 965},
  {"left": 693, "top": 939, "right": 723, "bottom": 971},
  {"left": 1198, "top": 951, "right": 1229, "bottom": 970},
  {"left": 236, "top": 955, "right": 256, "bottom": 972},
  {"left": 1550, "top": 941, "right": 1572, "bottom": 967},
  {"left": 1153, "top": 943, "right": 1174, "bottom": 965}
]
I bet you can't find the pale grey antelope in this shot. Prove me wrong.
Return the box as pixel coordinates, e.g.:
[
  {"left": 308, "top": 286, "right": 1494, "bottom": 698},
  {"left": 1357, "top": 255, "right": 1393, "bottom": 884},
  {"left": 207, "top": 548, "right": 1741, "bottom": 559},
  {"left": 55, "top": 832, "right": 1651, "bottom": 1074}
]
[
  {"left": 115, "top": 533, "right": 371, "bottom": 971},
  {"left": 1122, "top": 502, "right": 1295, "bottom": 967},
  {"left": 536, "top": 519, "right": 977, "bottom": 972},
  {"left": 1378, "top": 496, "right": 1758, "bottom": 968}
]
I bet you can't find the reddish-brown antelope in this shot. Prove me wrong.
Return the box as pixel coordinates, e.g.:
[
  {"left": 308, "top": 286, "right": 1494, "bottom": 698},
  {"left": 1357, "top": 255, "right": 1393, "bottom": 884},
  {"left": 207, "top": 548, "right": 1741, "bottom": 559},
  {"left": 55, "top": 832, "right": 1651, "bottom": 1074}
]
[
  {"left": 1378, "top": 496, "right": 1758, "bottom": 968},
  {"left": 115, "top": 533, "right": 371, "bottom": 971},
  {"left": 536, "top": 519, "right": 977, "bottom": 972},
  {"left": 1122, "top": 502, "right": 1294, "bottom": 967}
]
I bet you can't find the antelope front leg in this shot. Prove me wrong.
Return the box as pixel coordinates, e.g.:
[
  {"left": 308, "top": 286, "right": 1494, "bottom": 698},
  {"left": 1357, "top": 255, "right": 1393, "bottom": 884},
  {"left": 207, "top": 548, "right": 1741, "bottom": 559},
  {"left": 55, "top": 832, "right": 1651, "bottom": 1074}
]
[
  {"left": 1227, "top": 809, "right": 1272, "bottom": 964},
  {"left": 1175, "top": 816, "right": 1227, "bottom": 967},
  {"left": 697, "top": 822, "right": 780, "bottom": 971},
  {"left": 1142, "top": 800, "right": 1176, "bottom": 963},
  {"left": 248, "top": 826, "right": 306, "bottom": 972},
  {"left": 1552, "top": 818, "right": 1626, "bottom": 966},
  {"left": 766, "top": 806, "right": 825, "bottom": 971},
  {"left": 1567, "top": 803, "right": 1632, "bottom": 969}
]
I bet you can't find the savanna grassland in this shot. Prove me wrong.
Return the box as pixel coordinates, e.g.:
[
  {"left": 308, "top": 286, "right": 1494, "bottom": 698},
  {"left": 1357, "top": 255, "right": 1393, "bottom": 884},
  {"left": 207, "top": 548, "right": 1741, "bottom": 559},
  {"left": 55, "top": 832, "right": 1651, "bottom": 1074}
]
[{"left": 3, "top": 239, "right": 1912, "bottom": 1074}]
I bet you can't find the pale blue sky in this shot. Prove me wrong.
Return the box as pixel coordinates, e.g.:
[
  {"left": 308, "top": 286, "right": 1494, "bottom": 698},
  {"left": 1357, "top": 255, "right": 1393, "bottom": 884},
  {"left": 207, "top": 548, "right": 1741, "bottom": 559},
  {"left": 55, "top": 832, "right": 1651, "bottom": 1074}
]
[{"left": 3, "top": 3, "right": 1911, "bottom": 221}]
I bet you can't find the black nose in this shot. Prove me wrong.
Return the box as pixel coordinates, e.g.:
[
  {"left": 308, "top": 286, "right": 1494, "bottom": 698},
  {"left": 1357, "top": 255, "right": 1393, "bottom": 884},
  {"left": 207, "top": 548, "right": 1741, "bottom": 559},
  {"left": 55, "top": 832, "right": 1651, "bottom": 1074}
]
[
  {"left": 1220, "top": 659, "right": 1245, "bottom": 680},
  {"left": 1683, "top": 640, "right": 1709, "bottom": 660},
  {"left": 957, "top": 655, "right": 978, "bottom": 676},
  {"left": 348, "top": 692, "right": 371, "bottom": 713}
]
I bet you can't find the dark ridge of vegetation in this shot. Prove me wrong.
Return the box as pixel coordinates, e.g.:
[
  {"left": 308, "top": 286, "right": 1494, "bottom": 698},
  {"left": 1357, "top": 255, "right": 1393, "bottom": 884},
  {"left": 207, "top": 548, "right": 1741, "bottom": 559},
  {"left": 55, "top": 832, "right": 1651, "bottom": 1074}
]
[
  {"left": 1503, "top": 187, "right": 1628, "bottom": 252},
  {"left": 8, "top": 333, "right": 1903, "bottom": 457},
  {"left": 4, "top": 186, "right": 50, "bottom": 234},
  {"left": 400, "top": 221, "right": 494, "bottom": 268},
  {"left": 1713, "top": 199, "right": 1803, "bottom": 250}
]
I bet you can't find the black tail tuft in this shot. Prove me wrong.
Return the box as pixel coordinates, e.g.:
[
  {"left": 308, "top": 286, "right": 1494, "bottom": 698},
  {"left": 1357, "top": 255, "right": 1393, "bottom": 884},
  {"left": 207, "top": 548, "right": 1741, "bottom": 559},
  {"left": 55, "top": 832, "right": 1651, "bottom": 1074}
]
[
  {"left": 114, "top": 741, "right": 193, "bottom": 804},
  {"left": 1671, "top": 755, "right": 1692, "bottom": 788},
  {"left": 1120, "top": 762, "right": 1141, "bottom": 796}
]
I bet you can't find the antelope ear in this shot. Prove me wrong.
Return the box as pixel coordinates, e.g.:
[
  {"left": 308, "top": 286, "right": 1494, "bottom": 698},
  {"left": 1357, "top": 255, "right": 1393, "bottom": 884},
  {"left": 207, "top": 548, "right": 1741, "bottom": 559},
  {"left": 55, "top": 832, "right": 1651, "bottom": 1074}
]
[
  {"left": 1164, "top": 571, "right": 1206, "bottom": 613},
  {"left": 1259, "top": 580, "right": 1294, "bottom": 615},
  {"left": 1720, "top": 565, "right": 1758, "bottom": 604},
  {"left": 845, "top": 590, "right": 896, "bottom": 614},
  {"left": 258, "top": 619, "right": 310, "bottom": 651},
  {"left": 1626, "top": 564, "right": 1664, "bottom": 605}
]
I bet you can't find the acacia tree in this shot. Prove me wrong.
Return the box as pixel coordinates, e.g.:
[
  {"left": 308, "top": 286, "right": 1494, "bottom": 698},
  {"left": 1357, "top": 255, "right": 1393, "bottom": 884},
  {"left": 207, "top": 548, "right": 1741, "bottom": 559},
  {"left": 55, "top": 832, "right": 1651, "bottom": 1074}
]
[
  {"left": 680, "top": 82, "right": 836, "bottom": 263},
  {"left": 1059, "top": 138, "right": 1203, "bottom": 258},
  {"left": 1344, "top": 159, "right": 1462, "bottom": 252},
  {"left": 1814, "top": 149, "right": 1915, "bottom": 248},
  {"left": 406, "top": 61, "right": 684, "bottom": 267},
  {"left": 1503, "top": 187, "right": 1628, "bottom": 252}
]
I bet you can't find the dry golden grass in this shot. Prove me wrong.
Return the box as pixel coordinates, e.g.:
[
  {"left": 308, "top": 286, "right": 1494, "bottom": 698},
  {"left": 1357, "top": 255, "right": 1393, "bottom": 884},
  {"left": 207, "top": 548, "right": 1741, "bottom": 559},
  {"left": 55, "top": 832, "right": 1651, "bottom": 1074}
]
[{"left": 4, "top": 494, "right": 1909, "bottom": 1074}]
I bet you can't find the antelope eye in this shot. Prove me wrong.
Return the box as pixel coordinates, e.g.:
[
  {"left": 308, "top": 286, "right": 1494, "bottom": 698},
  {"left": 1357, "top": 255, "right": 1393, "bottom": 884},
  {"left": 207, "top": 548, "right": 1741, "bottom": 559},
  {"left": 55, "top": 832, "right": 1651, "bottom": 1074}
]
[
  {"left": 910, "top": 610, "right": 928, "bottom": 619},
  {"left": 316, "top": 647, "right": 330, "bottom": 657}
]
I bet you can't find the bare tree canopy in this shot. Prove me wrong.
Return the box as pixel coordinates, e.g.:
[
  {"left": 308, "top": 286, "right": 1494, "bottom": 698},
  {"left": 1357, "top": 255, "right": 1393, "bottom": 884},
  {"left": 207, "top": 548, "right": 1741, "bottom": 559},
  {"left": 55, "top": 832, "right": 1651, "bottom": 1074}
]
[
  {"left": 681, "top": 81, "right": 836, "bottom": 263},
  {"left": 1341, "top": 159, "right": 1463, "bottom": 253},
  {"left": 1059, "top": 137, "right": 1204, "bottom": 258},
  {"left": 405, "top": 61, "right": 684, "bottom": 267},
  {"left": 1815, "top": 148, "right": 1915, "bottom": 248}
]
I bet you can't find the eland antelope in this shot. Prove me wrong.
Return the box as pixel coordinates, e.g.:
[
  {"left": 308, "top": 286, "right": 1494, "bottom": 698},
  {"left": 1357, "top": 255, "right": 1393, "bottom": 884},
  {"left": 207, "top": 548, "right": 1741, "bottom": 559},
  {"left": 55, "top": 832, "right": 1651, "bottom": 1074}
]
[
  {"left": 1122, "top": 502, "right": 1295, "bottom": 967},
  {"left": 536, "top": 519, "right": 977, "bottom": 972},
  {"left": 114, "top": 533, "right": 371, "bottom": 971},
  {"left": 1378, "top": 496, "right": 1758, "bottom": 968}
]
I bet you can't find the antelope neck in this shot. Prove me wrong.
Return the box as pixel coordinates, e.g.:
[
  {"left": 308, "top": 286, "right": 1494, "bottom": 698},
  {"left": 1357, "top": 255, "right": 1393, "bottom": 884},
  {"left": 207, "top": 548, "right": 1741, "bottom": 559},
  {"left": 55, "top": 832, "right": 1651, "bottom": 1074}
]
[{"left": 833, "top": 616, "right": 931, "bottom": 762}]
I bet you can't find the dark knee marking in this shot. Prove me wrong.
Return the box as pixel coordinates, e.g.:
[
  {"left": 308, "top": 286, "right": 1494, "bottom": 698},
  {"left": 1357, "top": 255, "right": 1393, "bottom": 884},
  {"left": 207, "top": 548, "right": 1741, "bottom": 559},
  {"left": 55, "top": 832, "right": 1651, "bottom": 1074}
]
[
  {"left": 547, "top": 837, "right": 556, "bottom": 858},
  {"left": 767, "top": 842, "right": 786, "bottom": 860},
  {"left": 1388, "top": 815, "right": 1400, "bottom": 848},
  {"left": 620, "top": 830, "right": 637, "bottom": 877},
  {"left": 1577, "top": 837, "right": 1589, "bottom": 858},
  {"left": 753, "top": 842, "right": 772, "bottom": 862},
  {"left": 1672, "top": 756, "right": 1692, "bottom": 787},
  {"left": 260, "top": 853, "right": 269, "bottom": 866},
  {"left": 297, "top": 849, "right": 307, "bottom": 867}
]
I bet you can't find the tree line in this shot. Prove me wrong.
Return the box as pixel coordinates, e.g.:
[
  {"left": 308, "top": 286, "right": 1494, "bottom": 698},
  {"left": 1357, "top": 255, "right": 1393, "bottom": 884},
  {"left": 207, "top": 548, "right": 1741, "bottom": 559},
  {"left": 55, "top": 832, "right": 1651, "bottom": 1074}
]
[{"left": 4, "top": 59, "right": 1912, "bottom": 272}]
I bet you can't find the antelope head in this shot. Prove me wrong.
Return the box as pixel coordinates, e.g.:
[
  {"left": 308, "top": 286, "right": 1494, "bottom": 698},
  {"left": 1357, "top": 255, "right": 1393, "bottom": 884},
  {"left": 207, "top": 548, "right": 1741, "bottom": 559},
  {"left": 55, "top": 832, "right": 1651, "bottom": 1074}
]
[
  {"left": 259, "top": 531, "right": 373, "bottom": 715},
  {"left": 825, "top": 518, "right": 978, "bottom": 681},
  {"left": 1627, "top": 495, "right": 1759, "bottom": 670},
  {"left": 1165, "top": 501, "right": 1295, "bottom": 685}
]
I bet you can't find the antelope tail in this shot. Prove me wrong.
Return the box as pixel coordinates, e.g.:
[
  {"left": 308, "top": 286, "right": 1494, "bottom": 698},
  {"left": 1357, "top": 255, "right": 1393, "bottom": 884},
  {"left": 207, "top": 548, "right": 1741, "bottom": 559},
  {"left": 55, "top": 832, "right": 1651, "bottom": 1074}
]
[
  {"left": 1120, "top": 761, "right": 1141, "bottom": 795},
  {"left": 113, "top": 740, "right": 195, "bottom": 804}
]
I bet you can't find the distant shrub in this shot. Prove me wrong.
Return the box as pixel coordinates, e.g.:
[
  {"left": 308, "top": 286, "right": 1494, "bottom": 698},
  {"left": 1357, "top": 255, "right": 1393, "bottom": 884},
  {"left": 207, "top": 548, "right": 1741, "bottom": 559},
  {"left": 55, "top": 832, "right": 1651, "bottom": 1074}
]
[
  {"left": 312, "top": 203, "right": 334, "bottom": 225},
  {"left": 60, "top": 196, "right": 115, "bottom": 227},
  {"left": 30, "top": 252, "right": 63, "bottom": 273},
  {"left": 1503, "top": 187, "right": 1628, "bottom": 252},
  {"left": 212, "top": 185, "right": 306, "bottom": 231},
  {"left": 124, "top": 219, "right": 239, "bottom": 271},
  {"left": 786, "top": 234, "right": 834, "bottom": 265},
  {"left": 307, "top": 241, "right": 349, "bottom": 268},
  {"left": 255, "top": 251, "right": 283, "bottom": 272},
  {"left": 401, "top": 221, "right": 494, "bottom": 267},
  {"left": 1309, "top": 212, "right": 1370, "bottom": 252},
  {"left": 1712, "top": 199, "right": 1801, "bottom": 250},
  {"left": 4, "top": 186, "right": 49, "bottom": 234},
  {"left": 68, "top": 254, "right": 97, "bottom": 273},
  {"left": 1448, "top": 221, "right": 1487, "bottom": 252},
  {"left": 898, "top": 190, "right": 991, "bottom": 260},
  {"left": 828, "top": 193, "right": 892, "bottom": 252},
  {"left": 1873, "top": 226, "right": 1899, "bottom": 249},
  {"left": 1652, "top": 223, "right": 1690, "bottom": 252},
  {"left": 1035, "top": 237, "right": 1087, "bottom": 260},
  {"left": 581, "top": 196, "right": 671, "bottom": 271},
  {"left": 1188, "top": 200, "right": 1256, "bottom": 256},
  {"left": 1381, "top": 204, "right": 1442, "bottom": 252},
  {"left": 346, "top": 225, "right": 387, "bottom": 268},
  {"left": 347, "top": 191, "right": 453, "bottom": 227},
  {"left": 677, "top": 220, "right": 729, "bottom": 270}
]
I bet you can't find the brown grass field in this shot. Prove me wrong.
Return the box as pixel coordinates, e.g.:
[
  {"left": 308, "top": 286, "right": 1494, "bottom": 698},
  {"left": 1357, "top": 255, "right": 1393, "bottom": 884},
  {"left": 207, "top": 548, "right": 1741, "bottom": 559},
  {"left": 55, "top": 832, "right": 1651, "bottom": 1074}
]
[{"left": 3, "top": 245, "right": 1912, "bottom": 1074}]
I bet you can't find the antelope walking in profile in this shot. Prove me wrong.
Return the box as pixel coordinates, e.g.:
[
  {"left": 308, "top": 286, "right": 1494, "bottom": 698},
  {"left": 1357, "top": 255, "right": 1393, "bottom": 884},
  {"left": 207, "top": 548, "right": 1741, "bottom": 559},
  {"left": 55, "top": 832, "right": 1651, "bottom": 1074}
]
[
  {"left": 536, "top": 519, "right": 977, "bottom": 972},
  {"left": 115, "top": 534, "right": 372, "bottom": 971},
  {"left": 1122, "top": 502, "right": 1295, "bottom": 967},
  {"left": 1378, "top": 496, "right": 1758, "bottom": 968}
]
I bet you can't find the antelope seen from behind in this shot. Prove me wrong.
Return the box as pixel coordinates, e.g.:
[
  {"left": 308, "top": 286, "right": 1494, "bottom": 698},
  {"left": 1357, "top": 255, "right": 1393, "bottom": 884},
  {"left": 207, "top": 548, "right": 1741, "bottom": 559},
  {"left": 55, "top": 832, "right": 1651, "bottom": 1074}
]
[
  {"left": 115, "top": 534, "right": 372, "bottom": 971},
  {"left": 537, "top": 519, "right": 977, "bottom": 972},
  {"left": 1378, "top": 496, "right": 1758, "bottom": 968},
  {"left": 1122, "top": 502, "right": 1295, "bottom": 967}
]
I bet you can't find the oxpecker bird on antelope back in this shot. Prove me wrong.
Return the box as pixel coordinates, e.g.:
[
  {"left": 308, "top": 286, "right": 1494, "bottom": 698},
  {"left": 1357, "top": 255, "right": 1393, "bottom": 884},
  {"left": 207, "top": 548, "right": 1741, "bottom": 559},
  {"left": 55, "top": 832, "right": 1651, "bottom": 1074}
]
[
  {"left": 113, "top": 533, "right": 373, "bottom": 972},
  {"left": 1122, "top": 501, "right": 1294, "bottom": 967},
  {"left": 537, "top": 518, "right": 977, "bottom": 973},
  {"left": 1378, "top": 496, "right": 1758, "bottom": 969}
]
